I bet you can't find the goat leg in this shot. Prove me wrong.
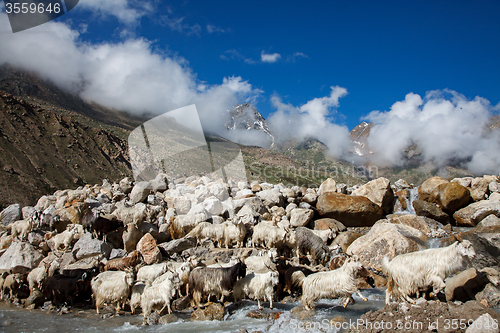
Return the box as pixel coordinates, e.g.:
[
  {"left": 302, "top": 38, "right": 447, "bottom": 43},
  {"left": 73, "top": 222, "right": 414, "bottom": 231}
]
[{"left": 357, "top": 290, "right": 368, "bottom": 302}]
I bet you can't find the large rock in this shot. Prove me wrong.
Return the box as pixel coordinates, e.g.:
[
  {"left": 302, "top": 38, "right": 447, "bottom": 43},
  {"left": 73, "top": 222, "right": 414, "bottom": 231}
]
[
  {"left": 316, "top": 193, "right": 383, "bottom": 227},
  {"left": 331, "top": 231, "right": 362, "bottom": 253},
  {"left": 453, "top": 200, "right": 500, "bottom": 227},
  {"left": 150, "top": 174, "right": 168, "bottom": 193},
  {"left": 190, "top": 302, "right": 225, "bottom": 321},
  {"left": 318, "top": 178, "right": 337, "bottom": 195},
  {"left": 443, "top": 230, "right": 500, "bottom": 269},
  {"left": 351, "top": 177, "right": 394, "bottom": 214},
  {"left": 0, "top": 204, "right": 22, "bottom": 225},
  {"left": 137, "top": 233, "right": 162, "bottom": 265},
  {"left": 256, "top": 189, "right": 284, "bottom": 207},
  {"left": 290, "top": 208, "right": 314, "bottom": 227},
  {"left": 386, "top": 214, "right": 431, "bottom": 234},
  {"left": 476, "top": 283, "right": 500, "bottom": 308},
  {"left": 130, "top": 181, "right": 153, "bottom": 204},
  {"left": 159, "top": 236, "right": 196, "bottom": 255},
  {"left": 346, "top": 222, "right": 426, "bottom": 270},
  {"left": 476, "top": 215, "right": 500, "bottom": 228},
  {"left": 434, "top": 182, "right": 471, "bottom": 214},
  {"left": 313, "top": 218, "right": 346, "bottom": 233},
  {"left": 418, "top": 176, "right": 448, "bottom": 203},
  {"left": 471, "top": 177, "right": 491, "bottom": 200},
  {"left": 412, "top": 199, "right": 449, "bottom": 224},
  {"left": 72, "top": 233, "right": 113, "bottom": 260},
  {"left": 122, "top": 223, "right": 143, "bottom": 253},
  {"left": 0, "top": 241, "right": 44, "bottom": 270},
  {"left": 466, "top": 313, "right": 499, "bottom": 333}
]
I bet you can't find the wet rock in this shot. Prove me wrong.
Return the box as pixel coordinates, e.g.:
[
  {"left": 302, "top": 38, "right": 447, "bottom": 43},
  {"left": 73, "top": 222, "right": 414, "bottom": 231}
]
[
  {"left": 412, "top": 199, "right": 449, "bottom": 224},
  {"left": 190, "top": 302, "right": 225, "bottom": 321},
  {"left": 346, "top": 222, "right": 426, "bottom": 270},
  {"left": 351, "top": 177, "right": 394, "bottom": 214},
  {"left": 72, "top": 233, "right": 112, "bottom": 260},
  {"left": 137, "top": 233, "right": 162, "bottom": 265},
  {"left": 453, "top": 200, "right": 500, "bottom": 227},
  {"left": 290, "top": 305, "right": 314, "bottom": 320},
  {"left": 172, "top": 295, "right": 191, "bottom": 311},
  {"left": 159, "top": 236, "right": 196, "bottom": 255},
  {"left": 386, "top": 214, "right": 431, "bottom": 234},
  {"left": 331, "top": 231, "right": 362, "bottom": 253},
  {"left": 144, "top": 311, "right": 161, "bottom": 325},
  {"left": 23, "top": 290, "right": 45, "bottom": 308},
  {"left": 122, "top": 223, "right": 144, "bottom": 252},
  {"left": 0, "top": 241, "right": 44, "bottom": 270},
  {"left": 159, "top": 313, "right": 180, "bottom": 324},
  {"left": 318, "top": 178, "right": 337, "bottom": 195},
  {"left": 0, "top": 204, "right": 22, "bottom": 225},
  {"left": 316, "top": 193, "right": 383, "bottom": 227},
  {"left": 418, "top": 176, "right": 448, "bottom": 203},
  {"left": 290, "top": 208, "right": 314, "bottom": 227}
]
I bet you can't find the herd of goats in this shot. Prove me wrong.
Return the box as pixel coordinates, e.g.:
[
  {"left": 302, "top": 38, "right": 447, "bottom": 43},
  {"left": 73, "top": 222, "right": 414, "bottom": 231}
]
[{"left": 0, "top": 176, "right": 481, "bottom": 324}]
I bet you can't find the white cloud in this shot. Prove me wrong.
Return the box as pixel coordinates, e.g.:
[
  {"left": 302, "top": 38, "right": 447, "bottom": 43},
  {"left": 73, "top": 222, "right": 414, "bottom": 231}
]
[
  {"left": 268, "top": 86, "right": 351, "bottom": 157},
  {"left": 207, "top": 24, "right": 226, "bottom": 34},
  {"left": 286, "top": 52, "right": 308, "bottom": 62},
  {"left": 363, "top": 89, "right": 500, "bottom": 175},
  {"left": 220, "top": 49, "right": 256, "bottom": 64},
  {"left": 77, "top": 0, "right": 153, "bottom": 25},
  {"left": 261, "top": 51, "right": 281, "bottom": 63},
  {"left": 0, "top": 13, "right": 260, "bottom": 137},
  {"left": 160, "top": 15, "right": 201, "bottom": 36}
]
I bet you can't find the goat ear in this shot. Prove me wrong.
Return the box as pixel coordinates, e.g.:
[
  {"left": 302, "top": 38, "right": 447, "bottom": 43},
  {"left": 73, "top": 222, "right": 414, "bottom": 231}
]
[{"left": 82, "top": 272, "right": 87, "bottom": 280}]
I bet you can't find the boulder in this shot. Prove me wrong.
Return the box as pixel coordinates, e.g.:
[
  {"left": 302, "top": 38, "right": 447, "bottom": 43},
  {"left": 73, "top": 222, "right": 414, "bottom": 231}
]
[
  {"left": 386, "top": 214, "right": 432, "bottom": 234},
  {"left": 313, "top": 218, "right": 346, "bottom": 233},
  {"left": 0, "top": 204, "right": 22, "bottom": 226},
  {"left": 351, "top": 177, "right": 394, "bottom": 214},
  {"left": 435, "top": 182, "right": 471, "bottom": 214},
  {"left": 331, "top": 231, "right": 363, "bottom": 253},
  {"left": 0, "top": 241, "right": 44, "bottom": 270},
  {"left": 280, "top": 188, "right": 296, "bottom": 198},
  {"left": 418, "top": 176, "right": 448, "bottom": 203},
  {"left": 159, "top": 313, "right": 180, "bottom": 324},
  {"left": 443, "top": 231, "right": 500, "bottom": 269},
  {"left": 466, "top": 313, "right": 499, "bottom": 333},
  {"left": 159, "top": 236, "right": 196, "bottom": 255},
  {"left": 109, "top": 248, "right": 127, "bottom": 260},
  {"left": 130, "top": 181, "right": 152, "bottom": 204},
  {"left": 122, "top": 223, "right": 144, "bottom": 254},
  {"left": 256, "top": 189, "right": 284, "bottom": 207},
  {"left": 316, "top": 193, "right": 383, "bottom": 227},
  {"left": 302, "top": 191, "right": 318, "bottom": 205},
  {"left": 203, "top": 197, "right": 223, "bottom": 216},
  {"left": 137, "top": 233, "right": 162, "bottom": 265},
  {"left": 471, "top": 177, "right": 491, "bottom": 200},
  {"left": 412, "top": 199, "right": 449, "bottom": 224},
  {"left": 289, "top": 208, "right": 314, "bottom": 227},
  {"left": 476, "top": 283, "right": 500, "bottom": 308},
  {"left": 318, "top": 178, "right": 337, "bottom": 195},
  {"left": 476, "top": 215, "right": 500, "bottom": 228},
  {"left": 489, "top": 182, "right": 500, "bottom": 194},
  {"left": 190, "top": 302, "right": 225, "bottom": 321},
  {"left": 452, "top": 177, "right": 473, "bottom": 188},
  {"left": 151, "top": 174, "right": 168, "bottom": 193},
  {"left": 346, "top": 222, "right": 427, "bottom": 270},
  {"left": 72, "top": 233, "right": 113, "bottom": 260},
  {"left": 453, "top": 200, "right": 500, "bottom": 227}
]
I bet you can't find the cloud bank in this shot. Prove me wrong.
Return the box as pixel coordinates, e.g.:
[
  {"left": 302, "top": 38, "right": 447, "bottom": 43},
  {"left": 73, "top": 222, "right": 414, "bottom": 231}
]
[{"left": 261, "top": 51, "right": 281, "bottom": 63}]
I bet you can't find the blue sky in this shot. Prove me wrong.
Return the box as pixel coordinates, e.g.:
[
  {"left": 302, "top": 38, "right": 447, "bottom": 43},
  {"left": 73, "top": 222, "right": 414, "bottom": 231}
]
[{"left": 1, "top": 0, "right": 500, "bottom": 174}]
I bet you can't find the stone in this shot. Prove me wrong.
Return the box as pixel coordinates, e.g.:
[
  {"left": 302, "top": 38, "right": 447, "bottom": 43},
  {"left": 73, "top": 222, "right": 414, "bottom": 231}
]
[
  {"left": 477, "top": 215, "right": 500, "bottom": 228},
  {"left": 144, "top": 311, "right": 160, "bottom": 325},
  {"left": 109, "top": 248, "right": 127, "bottom": 260},
  {"left": 252, "top": 184, "right": 262, "bottom": 192},
  {"left": 207, "top": 182, "right": 230, "bottom": 201},
  {"left": 280, "top": 188, "right": 296, "bottom": 198},
  {"left": 21, "top": 206, "right": 36, "bottom": 220},
  {"left": 351, "top": 177, "right": 394, "bottom": 214},
  {"left": 0, "top": 241, "right": 44, "bottom": 270},
  {"left": 331, "top": 231, "right": 362, "bottom": 253},
  {"left": 491, "top": 192, "right": 500, "bottom": 201},
  {"left": 290, "top": 305, "right": 314, "bottom": 320},
  {"left": 453, "top": 200, "right": 500, "bottom": 227},
  {"left": 466, "top": 313, "right": 499, "bottom": 333},
  {"left": 137, "top": 233, "right": 162, "bottom": 265},
  {"left": 0, "top": 204, "right": 22, "bottom": 225},
  {"left": 159, "top": 236, "right": 196, "bottom": 255},
  {"left": 412, "top": 199, "right": 449, "bottom": 224},
  {"left": 203, "top": 197, "right": 223, "bottom": 216},
  {"left": 27, "top": 231, "right": 45, "bottom": 247},
  {"left": 256, "top": 189, "right": 284, "bottom": 207},
  {"left": 151, "top": 174, "right": 168, "bottom": 192},
  {"left": 172, "top": 295, "right": 191, "bottom": 311},
  {"left": 159, "top": 313, "right": 180, "bottom": 324},
  {"left": 170, "top": 197, "right": 191, "bottom": 214},
  {"left": 452, "top": 177, "right": 473, "bottom": 188},
  {"left": 489, "top": 182, "right": 500, "bottom": 193},
  {"left": 190, "top": 302, "right": 225, "bottom": 321},
  {"left": 318, "top": 178, "right": 337, "bottom": 195},
  {"left": 472, "top": 177, "right": 491, "bottom": 200},
  {"left": 23, "top": 290, "right": 45, "bottom": 308},
  {"left": 476, "top": 283, "right": 500, "bottom": 308},
  {"left": 129, "top": 181, "right": 152, "bottom": 204},
  {"left": 72, "top": 233, "right": 113, "bottom": 260},
  {"left": 418, "top": 176, "right": 448, "bottom": 203},
  {"left": 289, "top": 208, "right": 314, "bottom": 227},
  {"left": 386, "top": 214, "right": 431, "bottom": 234},
  {"left": 346, "top": 222, "right": 426, "bottom": 270},
  {"left": 235, "top": 189, "right": 254, "bottom": 199},
  {"left": 435, "top": 182, "right": 471, "bottom": 214},
  {"left": 313, "top": 218, "right": 346, "bottom": 233},
  {"left": 316, "top": 193, "right": 383, "bottom": 227},
  {"left": 302, "top": 192, "right": 318, "bottom": 205}
]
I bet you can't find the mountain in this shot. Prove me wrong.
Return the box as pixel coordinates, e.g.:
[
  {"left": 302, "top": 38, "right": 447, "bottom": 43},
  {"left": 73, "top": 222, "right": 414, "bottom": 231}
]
[
  {"left": 225, "top": 103, "right": 275, "bottom": 148},
  {"left": 350, "top": 121, "right": 374, "bottom": 157}
]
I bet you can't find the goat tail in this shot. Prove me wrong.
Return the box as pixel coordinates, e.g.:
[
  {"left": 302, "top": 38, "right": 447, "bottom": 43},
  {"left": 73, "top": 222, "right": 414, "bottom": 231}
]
[{"left": 381, "top": 256, "right": 390, "bottom": 275}]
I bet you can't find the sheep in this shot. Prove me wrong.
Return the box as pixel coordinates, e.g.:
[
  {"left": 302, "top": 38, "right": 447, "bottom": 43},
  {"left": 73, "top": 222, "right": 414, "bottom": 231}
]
[
  {"left": 136, "top": 262, "right": 168, "bottom": 283},
  {"left": 233, "top": 271, "right": 279, "bottom": 310},
  {"left": 186, "top": 222, "right": 226, "bottom": 247},
  {"left": 130, "top": 281, "right": 147, "bottom": 314},
  {"left": 224, "top": 220, "right": 247, "bottom": 249},
  {"left": 188, "top": 260, "right": 246, "bottom": 308},
  {"left": 382, "top": 240, "right": 476, "bottom": 304},
  {"left": 295, "top": 227, "right": 330, "bottom": 266},
  {"left": 311, "top": 229, "right": 335, "bottom": 244},
  {"left": 141, "top": 271, "right": 181, "bottom": 320},
  {"left": 91, "top": 270, "right": 134, "bottom": 314},
  {"left": 301, "top": 256, "right": 367, "bottom": 310},
  {"left": 104, "top": 250, "right": 142, "bottom": 271},
  {"left": 9, "top": 218, "right": 34, "bottom": 241},
  {"left": 27, "top": 261, "right": 50, "bottom": 292}
]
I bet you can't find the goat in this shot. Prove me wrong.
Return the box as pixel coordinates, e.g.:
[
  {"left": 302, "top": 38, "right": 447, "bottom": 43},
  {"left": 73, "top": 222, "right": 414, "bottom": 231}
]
[
  {"left": 244, "top": 254, "right": 276, "bottom": 274},
  {"left": 295, "top": 227, "right": 330, "bottom": 266},
  {"left": 445, "top": 267, "right": 500, "bottom": 302},
  {"left": 140, "top": 271, "right": 181, "bottom": 320},
  {"left": 252, "top": 222, "right": 287, "bottom": 249},
  {"left": 104, "top": 250, "right": 142, "bottom": 271},
  {"left": 166, "top": 260, "right": 195, "bottom": 297},
  {"left": 2, "top": 273, "right": 26, "bottom": 299},
  {"left": 27, "top": 261, "right": 50, "bottom": 292},
  {"left": 188, "top": 260, "right": 246, "bottom": 308},
  {"left": 224, "top": 220, "right": 247, "bottom": 248},
  {"left": 51, "top": 228, "right": 77, "bottom": 251},
  {"left": 136, "top": 262, "right": 168, "bottom": 283},
  {"left": 45, "top": 274, "right": 88, "bottom": 307},
  {"left": 233, "top": 271, "right": 279, "bottom": 310},
  {"left": 0, "top": 271, "right": 9, "bottom": 299},
  {"left": 91, "top": 215, "right": 123, "bottom": 242},
  {"left": 91, "top": 270, "right": 134, "bottom": 314},
  {"left": 284, "top": 266, "right": 315, "bottom": 295},
  {"left": 302, "top": 256, "right": 367, "bottom": 310},
  {"left": 382, "top": 240, "right": 476, "bottom": 304},
  {"left": 130, "top": 281, "right": 147, "bottom": 314},
  {"left": 186, "top": 222, "right": 225, "bottom": 247},
  {"left": 9, "top": 218, "right": 34, "bottom": 241}
]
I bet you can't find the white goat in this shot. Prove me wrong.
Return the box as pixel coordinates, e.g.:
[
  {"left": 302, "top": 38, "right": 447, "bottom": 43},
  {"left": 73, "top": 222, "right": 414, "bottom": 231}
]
[
  {"left": 233, "top": 271, "right": 279, "bottom": 310},
  {"left": 186, "top": 222, "right": 225, "bottom": 247},
  {"left": 382, "top": 240, "right": 476, "bottom": 304},
  {"left": 244, "top": 253, "right": 276, "bottom": 273},
  {"left": 141, "top": 271, "right": 181, "bottom": 320},
  {"left": 166, "top": 261, "right": 195, "bottom": 297},
  {"left": 9, "top": 218, "right": 34, "bottom": 241},
  {"left": 27, "top": 261, "right": 50, "bottom": 292},
  {"left": 136, "top": 262, "right": 168, "bottom": 283},
  {"left": 302, "top": 256, "right": 367, "bottom": 310},
  {"left": 224, "top": 220, "right": 247, "bottom": 249},
  {"left": 51, "top": 228, "right": 77, "bottom": 251},
  {"left": 252, "top": 222, "right": 287, "bottom": 249},
  {"left": 91, "top": 270, "right": 134, "bottom": 314},
  {"left": 130, "top": 281, "right": 146, "bottom": 314},
  {"left": 311, "top": 229, "right": 335, "bottom": 244}
]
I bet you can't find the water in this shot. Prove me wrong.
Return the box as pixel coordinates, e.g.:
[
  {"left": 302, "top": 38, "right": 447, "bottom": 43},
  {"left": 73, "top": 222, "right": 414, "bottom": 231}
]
[
  {"left": 396, "top": 187, "right": 419, "bottom": 215},
  {"left": 0, "top": 289, "right": 386, "bottom": 333}
]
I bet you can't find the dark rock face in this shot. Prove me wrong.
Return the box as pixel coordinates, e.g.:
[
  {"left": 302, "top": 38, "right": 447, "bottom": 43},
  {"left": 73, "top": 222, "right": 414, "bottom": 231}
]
[{"left": 412, "top": 199, "right": 449, "bottom": 224}]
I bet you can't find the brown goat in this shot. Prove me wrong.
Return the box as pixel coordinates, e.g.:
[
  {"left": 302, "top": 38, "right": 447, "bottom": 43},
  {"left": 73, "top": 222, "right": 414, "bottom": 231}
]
[{"left": 104, "top": 251, "right": 142, "bottom": 271}]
